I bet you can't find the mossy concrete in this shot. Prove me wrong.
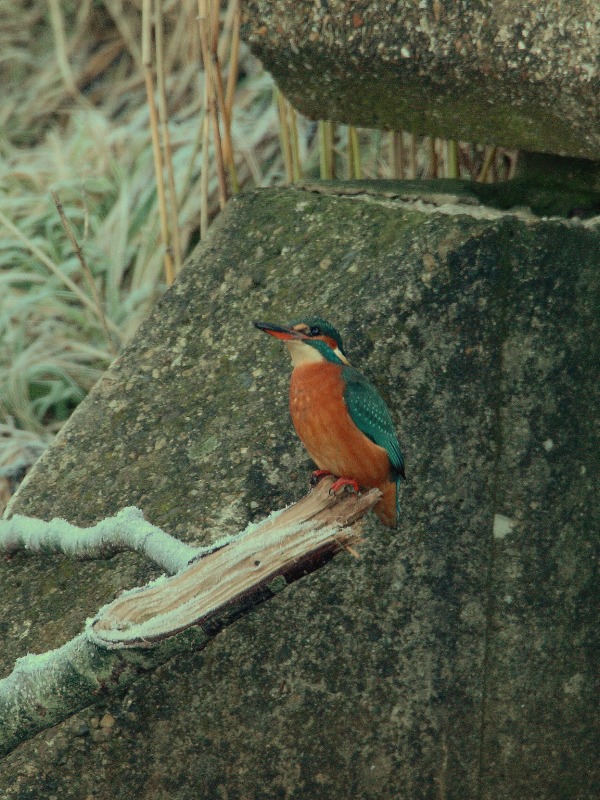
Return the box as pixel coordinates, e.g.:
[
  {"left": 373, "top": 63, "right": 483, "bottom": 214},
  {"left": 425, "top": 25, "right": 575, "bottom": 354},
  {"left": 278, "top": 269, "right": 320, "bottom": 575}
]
[
  {"left": 242, "top": 1, "right": 600, "bottom": 160},
  {"left": 1, "top": 183, "right": 598, "bottom": 799}
]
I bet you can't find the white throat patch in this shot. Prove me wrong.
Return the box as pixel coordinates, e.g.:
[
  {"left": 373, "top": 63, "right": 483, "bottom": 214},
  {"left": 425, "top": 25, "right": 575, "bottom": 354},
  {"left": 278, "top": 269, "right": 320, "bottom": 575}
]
[
  {"left": 286, "top": 340, "right": 324, "bottom": 366},
  {"left": 286, "top": 340, "right": 349, "bottom": 367}
]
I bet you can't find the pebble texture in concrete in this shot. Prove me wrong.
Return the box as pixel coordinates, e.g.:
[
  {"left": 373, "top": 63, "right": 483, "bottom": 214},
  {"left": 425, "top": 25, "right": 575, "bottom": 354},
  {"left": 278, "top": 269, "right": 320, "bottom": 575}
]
[
  {"left": 243, "top": 0, "right": 600, "bottom": 160},
  {"left": 1, "top": 184, "right": 598, "bottom": 799}
]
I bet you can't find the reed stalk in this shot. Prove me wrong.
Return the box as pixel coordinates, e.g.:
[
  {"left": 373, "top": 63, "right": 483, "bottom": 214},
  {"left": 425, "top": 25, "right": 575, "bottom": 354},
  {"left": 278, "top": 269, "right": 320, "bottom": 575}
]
[
  {"left": 51, "top": 191, "right": 117, "bottom": 357},
  {"left": 198, "top": 0, "right": 228, "bottom": 211},
  {"left": 142, "top": 0, "right": 175, "bottom": 285},
  {"left": 319, "top": 120, "right": 335, "bottom": 179},
  {"left": 348, "top": 126, "right": 361, "bottom": 179},
  {"left": 478, "top": 146, "right": 497, "bottom": 182},
  {"left": 288, "top": 100, "right": 302, "bottom": 182},
  {"left": 429, "top": 136, "right": 438, "bottom": 178},
  {"left": 155, "top": 0, "right": 183, "bottom": 275},
  {"left": 276, "top": 88, "right": 294, "bottom": 183}
]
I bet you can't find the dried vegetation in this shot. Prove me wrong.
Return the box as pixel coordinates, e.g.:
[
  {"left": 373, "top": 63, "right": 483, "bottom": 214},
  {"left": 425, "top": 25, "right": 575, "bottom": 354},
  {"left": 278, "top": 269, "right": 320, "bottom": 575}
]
[{"left": 0, "top": 0, "right": 515, "bottom": 510}]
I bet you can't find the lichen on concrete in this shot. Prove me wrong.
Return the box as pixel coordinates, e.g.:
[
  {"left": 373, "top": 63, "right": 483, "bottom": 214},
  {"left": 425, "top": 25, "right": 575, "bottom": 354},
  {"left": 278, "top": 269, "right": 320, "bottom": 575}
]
[
  {"left": 1, "top": 183, "right": 598, "bottom": 798},
  {"left": 242, "top": 0, "right": 600, "bottom": 160}
]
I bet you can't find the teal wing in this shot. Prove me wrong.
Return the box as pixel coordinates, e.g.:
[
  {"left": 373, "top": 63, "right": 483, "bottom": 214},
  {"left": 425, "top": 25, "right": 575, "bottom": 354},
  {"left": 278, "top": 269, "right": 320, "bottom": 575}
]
[{"left": 342, "top": 366, "right": 405, "bottom": 479}]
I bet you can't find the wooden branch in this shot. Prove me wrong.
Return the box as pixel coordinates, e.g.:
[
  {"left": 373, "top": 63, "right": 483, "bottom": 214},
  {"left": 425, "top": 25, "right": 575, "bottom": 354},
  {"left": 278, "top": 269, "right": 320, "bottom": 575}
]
[
  {"left": 0, "top": 479, "right": 380, "bottom": 759},
  {"left": 0, "top": 506, "right": 199, "bottom": 575}
]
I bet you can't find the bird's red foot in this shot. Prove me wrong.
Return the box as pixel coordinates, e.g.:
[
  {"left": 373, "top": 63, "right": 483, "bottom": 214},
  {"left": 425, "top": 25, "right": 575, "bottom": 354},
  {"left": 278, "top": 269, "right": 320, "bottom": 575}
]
[
  {"left": 310, "top": 469, "right": 333, "bottom": 487},
  {"left": 329, "top": 477, "right": 360, "bottom": 496}
]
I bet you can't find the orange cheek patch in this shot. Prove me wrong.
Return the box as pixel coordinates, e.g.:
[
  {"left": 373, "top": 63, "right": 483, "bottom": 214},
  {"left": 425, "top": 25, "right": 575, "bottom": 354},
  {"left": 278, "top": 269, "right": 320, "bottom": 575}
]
[{"left": 319, "top": 336, "right": 338, "bottom": 349}]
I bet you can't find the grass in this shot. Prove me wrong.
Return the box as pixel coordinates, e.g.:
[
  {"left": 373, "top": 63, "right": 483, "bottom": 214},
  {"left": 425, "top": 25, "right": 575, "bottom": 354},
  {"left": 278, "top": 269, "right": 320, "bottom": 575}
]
[
  {"left": 0, "top": 0, "right": 279, "bottom": 500},
  {"left": 0, "top": 0, "right": 516, "bottom": 511}
]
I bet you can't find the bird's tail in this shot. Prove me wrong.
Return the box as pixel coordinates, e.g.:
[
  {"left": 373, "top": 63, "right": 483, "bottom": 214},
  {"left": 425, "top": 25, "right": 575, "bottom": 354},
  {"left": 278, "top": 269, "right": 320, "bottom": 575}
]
[{"left": 374, "top": 479, "right": 400, "bottom": 528}]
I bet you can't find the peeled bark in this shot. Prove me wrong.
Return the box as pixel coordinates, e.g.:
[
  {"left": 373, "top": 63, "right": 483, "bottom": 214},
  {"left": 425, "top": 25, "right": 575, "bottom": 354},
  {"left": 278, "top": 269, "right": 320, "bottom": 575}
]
[{"left": 0, "top": 478, "right": 378, "bottom": 759}]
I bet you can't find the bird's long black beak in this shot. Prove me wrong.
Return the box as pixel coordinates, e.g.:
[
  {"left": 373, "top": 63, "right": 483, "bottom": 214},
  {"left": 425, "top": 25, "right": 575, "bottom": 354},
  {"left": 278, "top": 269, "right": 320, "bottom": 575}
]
[{"left": 253, "top": 321, "right": 307, "bottom": 341}]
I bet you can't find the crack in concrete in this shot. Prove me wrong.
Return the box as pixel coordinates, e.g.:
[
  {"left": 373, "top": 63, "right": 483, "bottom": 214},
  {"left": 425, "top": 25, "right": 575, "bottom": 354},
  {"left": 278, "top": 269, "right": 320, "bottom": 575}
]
[{"left": 293, "top": 181, "right": 600, "bottom": 228}]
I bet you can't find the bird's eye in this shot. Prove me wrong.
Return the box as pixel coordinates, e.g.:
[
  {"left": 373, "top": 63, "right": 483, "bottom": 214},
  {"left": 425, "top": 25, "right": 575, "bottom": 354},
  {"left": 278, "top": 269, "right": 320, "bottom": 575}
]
[{"left": 309, "top": 325, "right": 321, "bottom": 336}]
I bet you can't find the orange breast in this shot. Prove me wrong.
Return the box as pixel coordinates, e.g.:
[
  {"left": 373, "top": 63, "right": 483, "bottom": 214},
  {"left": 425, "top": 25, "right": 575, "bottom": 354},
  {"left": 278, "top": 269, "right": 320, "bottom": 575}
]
[{"left": 289, "top": 363, "right": 391, "bottom": 490}]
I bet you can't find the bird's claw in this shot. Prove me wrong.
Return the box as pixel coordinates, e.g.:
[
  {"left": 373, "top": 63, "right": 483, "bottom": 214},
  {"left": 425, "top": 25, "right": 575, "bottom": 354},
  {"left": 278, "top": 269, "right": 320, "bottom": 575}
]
[
  {"left": 329, "top": 477, "right": 360, "bottom": 496},
  {"left": 310, "top": 469, "right": 333, "bottom": 487}
]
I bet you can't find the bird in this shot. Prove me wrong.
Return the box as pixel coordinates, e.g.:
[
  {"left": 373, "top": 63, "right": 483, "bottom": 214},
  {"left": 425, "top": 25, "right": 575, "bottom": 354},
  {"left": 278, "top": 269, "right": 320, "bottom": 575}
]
[{"left": 254, "top": 317, "right": 405, "bottom": 527}]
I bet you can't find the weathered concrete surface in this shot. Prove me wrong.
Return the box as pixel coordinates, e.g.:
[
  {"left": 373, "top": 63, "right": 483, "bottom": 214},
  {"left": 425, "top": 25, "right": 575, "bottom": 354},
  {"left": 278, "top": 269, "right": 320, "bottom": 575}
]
[
  {"left": 1, "top": 183, "right": 598, "bottom": 799},
  {"left": 242, "top": 0, "right": 600, "bottom": 160}
]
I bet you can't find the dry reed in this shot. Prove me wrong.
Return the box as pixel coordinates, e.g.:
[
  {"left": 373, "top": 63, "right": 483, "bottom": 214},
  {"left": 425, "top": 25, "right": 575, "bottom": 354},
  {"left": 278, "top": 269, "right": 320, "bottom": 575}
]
[{"left": 0, "top": 0, "right": 517, "bottom": 512}]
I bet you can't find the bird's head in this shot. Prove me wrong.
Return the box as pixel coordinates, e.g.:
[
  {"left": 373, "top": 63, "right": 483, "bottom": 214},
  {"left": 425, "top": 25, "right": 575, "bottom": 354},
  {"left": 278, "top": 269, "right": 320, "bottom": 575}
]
[{"left": 254, "top": 317, "right": 350, "bottom": 367}]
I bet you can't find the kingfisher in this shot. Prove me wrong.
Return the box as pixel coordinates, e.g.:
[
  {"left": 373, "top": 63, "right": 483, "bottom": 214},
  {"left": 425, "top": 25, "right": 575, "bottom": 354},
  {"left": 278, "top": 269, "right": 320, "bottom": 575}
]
[{"left": 254, "top": 317, "right": 405, "bottom": 527}]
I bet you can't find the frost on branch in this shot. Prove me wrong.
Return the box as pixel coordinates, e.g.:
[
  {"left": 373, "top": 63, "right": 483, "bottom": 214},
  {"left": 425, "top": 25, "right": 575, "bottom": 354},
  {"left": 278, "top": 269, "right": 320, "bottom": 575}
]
[
  {"left": 0, "top": 477, "right": 380, "bottom": 758},
  {"left": 0, "top": 505, "right": 200, "bottom": 574}
]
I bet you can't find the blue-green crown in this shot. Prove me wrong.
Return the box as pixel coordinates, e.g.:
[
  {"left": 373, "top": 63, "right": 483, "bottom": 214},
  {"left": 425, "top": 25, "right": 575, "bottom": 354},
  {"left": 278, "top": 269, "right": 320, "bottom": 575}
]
[{"left": 289, "top": 317, "right": 347, "bottom": 364}]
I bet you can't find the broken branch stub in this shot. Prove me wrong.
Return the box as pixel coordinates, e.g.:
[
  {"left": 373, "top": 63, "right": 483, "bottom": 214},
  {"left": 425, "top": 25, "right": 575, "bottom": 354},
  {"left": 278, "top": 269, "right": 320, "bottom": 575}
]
[
  {"left": 0, "top": 479, "right": 380, "bottom": 760},
  {"left": 91, "top": 478, "right": 381, "bottom": 648}
]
